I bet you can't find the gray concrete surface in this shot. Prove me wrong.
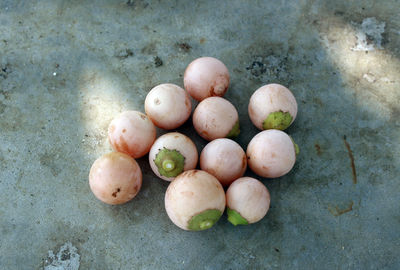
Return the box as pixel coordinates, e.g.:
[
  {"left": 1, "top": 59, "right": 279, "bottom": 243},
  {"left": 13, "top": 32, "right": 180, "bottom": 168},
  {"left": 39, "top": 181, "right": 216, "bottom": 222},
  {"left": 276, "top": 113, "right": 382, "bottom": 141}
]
[{"left": 1, "top": 0, "right": 399, "bottom": 269}]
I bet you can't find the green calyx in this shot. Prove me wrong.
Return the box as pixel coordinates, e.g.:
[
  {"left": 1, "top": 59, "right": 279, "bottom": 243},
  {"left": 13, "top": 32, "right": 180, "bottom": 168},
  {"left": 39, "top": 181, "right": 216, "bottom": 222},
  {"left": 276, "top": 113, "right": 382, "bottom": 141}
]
[
  {"left": 289, "top": 136, "right": 300, "bottom": 156},
  {"left": 262, "top": 111, "right": 293, "bottom": 130},
  {"left": 188, "top": 209, "right": 223, "bottom": 231},
  {"left": 227, "top": 208, "right": 249, "bottom": 226},
  {"left": 154, "top": 148, "right": 185, "bottom": 178},
  {"left": 226, "top": 120, "right": 240, "bottom": 138},
  {"left": 162, "top": 159, "right": 175, "bottom": 171}
]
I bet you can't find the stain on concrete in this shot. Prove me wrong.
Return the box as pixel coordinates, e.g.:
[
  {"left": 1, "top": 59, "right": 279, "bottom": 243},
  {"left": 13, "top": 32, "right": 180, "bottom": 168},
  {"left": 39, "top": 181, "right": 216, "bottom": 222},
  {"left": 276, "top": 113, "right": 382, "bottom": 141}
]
[
  {"left": 313, "top": 97, "right": 323, "bottom": 107},
  {"left": 141, "top": 43, "right": 157, "bottom": 55},
  {"left": 154, "top": 56, "right": 163, "bottom": 67},
  {"left": 0, "top": 151, "right": 5, "bottom": 170},
  {"left": 246, "top": 59, "right": 266, "bottom": 77},
  {"left": 343, "top": 135, "right": 357, "bottom": 184},
  {"left": 0, "top": 63, "right": 11, "bottom": 79},
  {"left": 0, "top": 90, "right": 10, "bottom": 100},
  {"left": 115, "top": 48, "right": 134, "bottom": 59},
  {"left": 126, "top": 0, "right": 149, "bottom": 9},
  {"left": 315, "top": 143, "right": 322, "bottom": 155},
  {"left": 246, "top": 54, "right": 290, "bottom": 82},
  {"left": 177, "top": 42, "right": 192, "bottom": 52},
  {"left": 0, "top": 101, "right": 6, "bottom": 114},
  {"left": 39, "top": 152, "right": 62, "bottom": 177},
  {"left": 351, "top": 17, "right": 386, "bottom": 51},
  {"left": 328, "top": 201, "right": 354, "bottom": 217},
  {"left": 44, "top": 242, "right": 80, "bottom": 270}
]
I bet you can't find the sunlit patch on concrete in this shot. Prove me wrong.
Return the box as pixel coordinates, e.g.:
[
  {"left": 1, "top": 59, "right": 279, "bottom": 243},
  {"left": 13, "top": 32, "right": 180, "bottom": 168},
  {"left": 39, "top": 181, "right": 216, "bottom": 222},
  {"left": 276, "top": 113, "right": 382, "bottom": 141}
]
[
  {"left": 78, "top": 63, "right": 140, "bottom": 153},
  {"left": 317, "top": 16, "right": 400, "bottom": 122}
]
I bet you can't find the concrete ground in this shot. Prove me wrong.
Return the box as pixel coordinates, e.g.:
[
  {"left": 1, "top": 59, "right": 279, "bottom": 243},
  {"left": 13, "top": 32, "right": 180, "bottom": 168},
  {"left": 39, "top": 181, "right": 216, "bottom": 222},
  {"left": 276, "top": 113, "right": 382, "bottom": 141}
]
[{"left": 1, "top": 0, "right": 399, "bottom": 269}]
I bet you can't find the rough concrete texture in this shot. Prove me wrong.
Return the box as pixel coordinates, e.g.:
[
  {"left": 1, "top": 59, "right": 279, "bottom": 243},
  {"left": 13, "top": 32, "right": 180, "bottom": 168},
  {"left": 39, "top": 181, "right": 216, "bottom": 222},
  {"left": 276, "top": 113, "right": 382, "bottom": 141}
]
[{"left": 1, "top": 0, "right": 399, "bottom": 269}]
